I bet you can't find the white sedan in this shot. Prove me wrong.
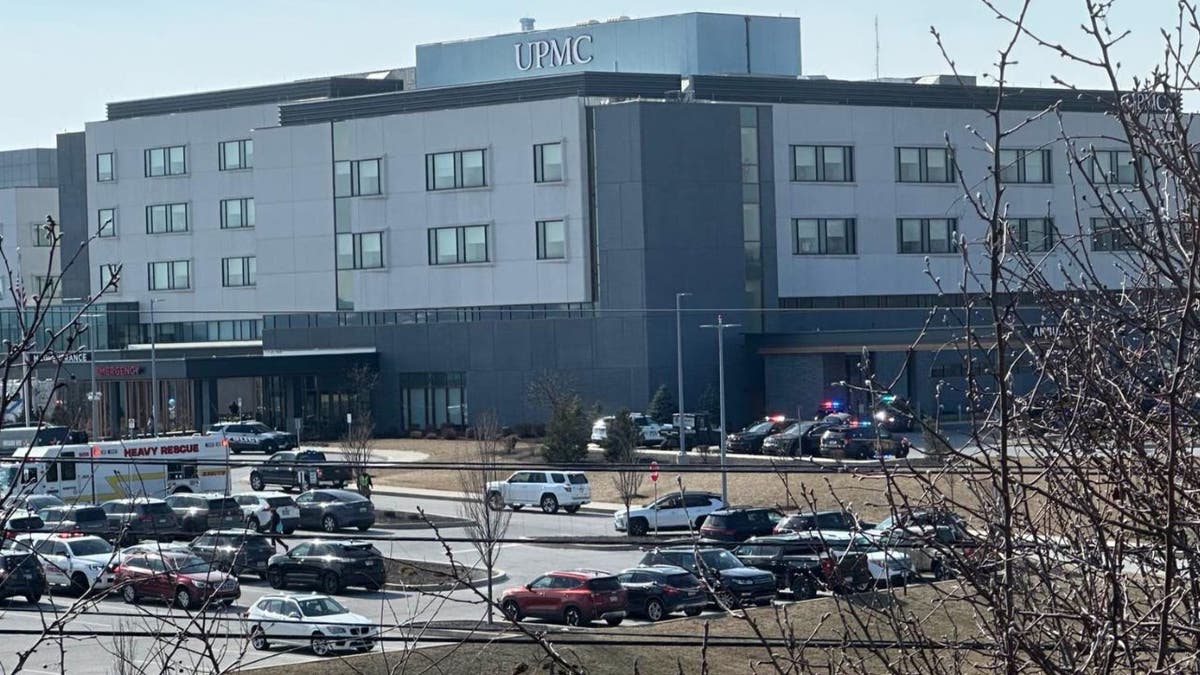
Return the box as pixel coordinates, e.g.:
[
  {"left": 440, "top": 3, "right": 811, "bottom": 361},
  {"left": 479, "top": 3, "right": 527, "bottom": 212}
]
[{"left": 245, "top": 593, "right": 377, "bottom": 656}]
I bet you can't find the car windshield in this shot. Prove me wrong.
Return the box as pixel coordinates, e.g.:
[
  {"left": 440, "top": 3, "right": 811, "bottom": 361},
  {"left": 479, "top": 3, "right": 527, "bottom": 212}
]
[
  {"left": 297, "top": 452, "right": 327, "bottom": 463},
  {"left": 735, "top": 544, "right": 780, "bottom": 557},
  {"left": 142, "top": 502, "right": 173, "bottom": 516},
  {"left": 843, "top": 535, "right": 881, "bottom": 554},
  {"left": 778, "top": 423, "right": 800, "bottom": 436},
  {"left": 0, "top": 466, "right": 16, "bottom": 492},
  {"left": 875, "top": 515, "right": 897, "bottom": 531},
  {"left": 248, "top": 424, "right": 272, "bottom": 433},
  {"left": 69, "top": 539, "right": 114, "bottom": 556},
  {"left": 744, "top": 421, "right": 775, "bottom": 434},
  {"left": 265, "top": 497, "right": 295, "bottom": 507},
  {"left": 168, "top": 555, "right": 216, "bottom": 573},
  {"left": 299, "top": 597, "right": 348, "bottom": 617},
  {"left": 698, "top": 549, "right": 743, "bottom": 571}
]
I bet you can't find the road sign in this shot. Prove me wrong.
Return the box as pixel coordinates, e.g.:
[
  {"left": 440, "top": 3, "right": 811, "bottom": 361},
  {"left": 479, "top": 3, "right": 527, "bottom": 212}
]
[
  {"left": 127, "top": 418, "right": 135, "bottom": 431},
  {"left": 649, "top": 461, "right": 659, "bottom": 482}
]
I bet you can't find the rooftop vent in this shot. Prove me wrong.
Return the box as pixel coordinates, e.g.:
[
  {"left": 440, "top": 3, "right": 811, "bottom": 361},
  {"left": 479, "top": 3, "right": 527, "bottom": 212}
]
[
  {"left": 915, "top": 74, "right": 976, "bottom": 86},
  {"left": 519, "top": 17, "right": 535, "bottom": 32}
]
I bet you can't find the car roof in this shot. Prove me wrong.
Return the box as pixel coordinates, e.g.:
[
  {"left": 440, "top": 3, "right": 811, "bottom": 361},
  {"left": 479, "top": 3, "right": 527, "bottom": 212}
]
[
  {"left": 310, "top": 489, "right": 364, "bottom": 500},
  {"left": 105, "top": 497, "right": 167, "bottom": 504},
  {"left": 708, "top": 506, "right": 779, "bottom": 515},
  {"left": 256, "top": 592, "right": 331, "bottom": 602},
  {"left": 785, "top": 509, "right": 849, "bottom": 517},
  {"left": 232, "top": 491, "right": 291, "bottom": 498},
  {"left": 622, "top": 564, "right": 690, "bottom": 576},
  {"left": 200, "top": 528, "right": 265, "bottom": 536},
  {"left": 546, "top": 569, "right": 612, "bottom": 580},
  {"left": 20, "top": 532, "right": 106, "bottom": 542}
]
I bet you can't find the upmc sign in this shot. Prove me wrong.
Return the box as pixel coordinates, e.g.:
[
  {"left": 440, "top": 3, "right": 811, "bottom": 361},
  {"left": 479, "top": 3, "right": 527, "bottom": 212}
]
[{"left": 514, "top": 34, "right": 593, "bottom": 71}]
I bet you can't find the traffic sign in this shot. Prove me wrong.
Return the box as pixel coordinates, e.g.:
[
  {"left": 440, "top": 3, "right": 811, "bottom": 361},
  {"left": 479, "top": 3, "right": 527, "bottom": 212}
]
[{"left": 649, "top": 461, "right": 659, "bottom": 482}]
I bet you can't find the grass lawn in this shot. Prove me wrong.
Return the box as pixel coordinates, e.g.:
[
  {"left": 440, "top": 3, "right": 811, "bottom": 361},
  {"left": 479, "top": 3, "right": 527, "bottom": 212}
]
[
  {"left": 247, "top": 582, "right": 992, "bottom": 674},
  {"left": 370, "top": 439, "right": 985, "bottom": 522}
]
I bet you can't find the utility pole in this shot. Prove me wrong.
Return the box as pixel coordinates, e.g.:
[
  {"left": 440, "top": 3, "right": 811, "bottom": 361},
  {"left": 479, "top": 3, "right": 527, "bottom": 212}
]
[
  {"left": 675, "top": 292, "right": 691, "bottom": 464},
  {"left": 149, "top": 299, "right": 162, "bottom": 437},
  {"left": 701, "top": 314, "right": 741, "bottom": 506}
]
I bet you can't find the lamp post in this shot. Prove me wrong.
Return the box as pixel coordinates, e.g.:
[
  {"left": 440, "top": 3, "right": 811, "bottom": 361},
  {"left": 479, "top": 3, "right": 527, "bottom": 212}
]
[
  {"left": 84, "top": 312, "right": 100, "bottom": 503},
  {"left": 149, "top": 299, "right": 163, "bottom": 438},
  {"left": 675, "top": 292, "right": 691, "bottom": 464},
  {"left": 700, "top": 314, "right": 740, "bottom": 506}
]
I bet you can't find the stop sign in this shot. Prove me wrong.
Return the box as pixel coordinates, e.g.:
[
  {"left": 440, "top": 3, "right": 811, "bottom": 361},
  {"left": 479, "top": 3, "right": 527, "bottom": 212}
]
[{"left": 649, "top": 461, "right": 660, "bottom": 482}]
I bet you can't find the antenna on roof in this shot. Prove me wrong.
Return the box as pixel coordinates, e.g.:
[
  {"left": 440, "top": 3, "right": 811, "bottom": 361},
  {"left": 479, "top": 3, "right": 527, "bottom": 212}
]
[{"left": 874, "top": 15, "right": 880, "bottom": 79}]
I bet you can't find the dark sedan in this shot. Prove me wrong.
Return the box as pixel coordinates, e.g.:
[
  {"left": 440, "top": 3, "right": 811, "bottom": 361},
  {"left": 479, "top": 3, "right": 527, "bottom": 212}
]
[
  {"left": 818, "top": 425, "right": 898, "bottom": 460},
  {"left": 616, "top": 565, "right": 707, "bottom": 621},
  {"left": 295, "top": 489, "right": 375, "bottom": 533}
]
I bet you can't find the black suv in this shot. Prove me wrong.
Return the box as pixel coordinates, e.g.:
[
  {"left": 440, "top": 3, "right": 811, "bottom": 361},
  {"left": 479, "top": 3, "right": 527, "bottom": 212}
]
[
  {"left": 0, "top": 550, "right": 46, "bottom": 603},
  {"left": 165, "top": 493, "right": 244, "bottom": 535},
  {"left": 210, "top": 421, "right": 298, "bottom": 455},
  {"left": 296, "top": 489, "right": 375, "bottom": 533},
  {"left": 726, "top": 418, "right": 796, "bottom": 455},
  {"left": 699, "top": 507, "right": 785, "bottom": 542},
  {"left": 773, "top": 509, "right": 871, "bottom": 535},
  {"left": 734, "top": 534, "right": 871, "bottom": 599},
  {"left": 189, "top": 529, "right": 278, "bottom": 579},
  {"left": 818, "top": 426, "right": 898, "bottom": 460},
  {"left": 638, "top": 547, "right": 776, "bottom": 608},
  {"left": 616, "top": 565, "right": 707, "bottom": 621},
  {"left": 761, "top": 421, "right": 837, "bottom": 457},
  {"left": 100, "top": 498, "right": 179, "bottom": 544},
  {"left": 37, "top": 505, "right": 109, "bottom": 536},
  {"left": 266, "top": 540, "right": 387, "bottom": 593}
]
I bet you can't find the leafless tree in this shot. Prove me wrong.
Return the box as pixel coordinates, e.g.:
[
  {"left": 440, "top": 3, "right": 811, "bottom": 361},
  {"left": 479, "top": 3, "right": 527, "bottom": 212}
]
[
  {"left": 458, "top": 411, "right": 512, "bottom": 624},
  {"left": 605, "top": 409, "right": 645, "bottom": 531},
  {"left": 340, "top": 364, "right": 378, "bottom": 497}
]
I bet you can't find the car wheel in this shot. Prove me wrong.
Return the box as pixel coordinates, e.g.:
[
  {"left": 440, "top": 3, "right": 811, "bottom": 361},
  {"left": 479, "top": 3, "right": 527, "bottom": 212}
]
[
  {"left": 249, "top": 473, "right": 265, "bottom": 491},
  {"left": 122, "top": 584, "right": 137, "bottom": 604},
  {"left": 311, "top": 632, "right": 333, "bottom": 657},
  {"left": 356, "top": 523, "right": 371, "bottom": 532},
  {"left": 684, "top": 607, "right": 703, "bottom": 617},
  {"left": 563, "top": 505, "right": 580, "bottom": 514},
  {"left": 563, "top": 606, "right": 585, "bottom": 626},
  {"left": 932, "top": 561, "right": 951, "bottom": 581},
  {"left": 25, "top": 592, "right": 41, "bottom": 605},
  {"left": 267, "top": 570, "right": 286, "bottom": 589},
  {"left": 501, "top": 599, "right": 522, "bottom": 621},
  {"left": 540, "top": 494, "right": 559, "bottom": 514},
  {"left": 790, "top": 575, "right": 817, "bottom": 600},
  {"left": 486, "top": 492, "right": 504, "bottom": 511},
  {"left": 644, "top": 598, "right": 665, "bottom": 622},
  {"left": 175, "top": 586, "right": 194, "bottom": 610},
  {"left": 605, "top": 616, "right": 623, "bottom": 626},
  {"left": 250, "top": 626, "right": 269, "bottom": 650},
  {"left": 247, "top": 516, "right": 262, "bottom": 532},
  {"left": 628, "top": 518, "right": 648, "bottom": 537},
  {"left": 70, "top": 572, "right": 90, "bottom": 597},
  {"left": 321, "top": 515, "right": 338, "bottom": 533},
  {"left": 715, "top": 589, "right": 737, "bottom": 609},
  {"left": 320, "top": 571, "right": 342, "bottom": 595}
]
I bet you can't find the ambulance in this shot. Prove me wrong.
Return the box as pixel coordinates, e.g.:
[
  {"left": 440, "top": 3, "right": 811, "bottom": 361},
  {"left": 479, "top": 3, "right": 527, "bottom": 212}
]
[{"left": 0, "top": 433, "right": 231, "bottom": 503}]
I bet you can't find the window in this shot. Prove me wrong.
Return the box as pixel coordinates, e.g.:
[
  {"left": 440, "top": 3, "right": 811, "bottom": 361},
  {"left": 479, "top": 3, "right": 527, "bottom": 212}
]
[
  {"left": 791, "top": 145, "right": 854, "bottom": 182},
  {"left": 335, "top": 232, "right": 384, "bottom": 270},
  {"left": 1091, "top": 217, "right": 1136, "bottom": 251},
  {"left": 99, "top": 264, "right": 119, "bottom": 292},
  {"left": 998, "top": 149, "right": 1051, "bottom": 184},
  {"left": 536, "top": 219, "right": 566, "bottom": 260},
  {"left": 31, "top": 275, "right": 56, "bottom": 300},
  {"left": 428, "top": 225, "right": 489, "bottom": 265},
  {"left": 792, "top": 218, "right": 856, "bottom": 255},
  {"left": 219, "top": 139, "right": 253, "bottom": 171},
  {"left": 32, "top": 223, "right": 53, "bottom": 247},
  {"left": 146, "top": 203, "right": 188, "bottom": 234},
  {"left": 897, "top": 218, "right": 958, "bottom": 253},
  {"left": 148, "top": 260, "right": 191, "bottom": 290},
  {"left": 534, "top": 142, "right": 563, "bottom": 183},
  {"left": 97, "top": 209, "right": 116, "bottom": 238},
  {"left": 222, "top": 256, "right": 256, "bottom": 287},
  {"left": 220, "top": 198, "right": 254, "bottom": 229},
  {"left": 1013, "top": 218, "right": 1056, "bottom": 252},
  {"left": 425, "top": 150, "right": 486, "bottom": 190},
  {"left": 144, "top": 145, "right": 186, "bottom": 177},
  {"left": 1089, "top": 150, "right": 1137, "bottom": 184},
  {"left": 896, "top": 147, "right": 954, "bottom": 183},
  {"left": 96, "top": 153, "right": 114, "bottom": 182},
  {"left": 333, "top": 158, "right": 381, "bottom": 197}
]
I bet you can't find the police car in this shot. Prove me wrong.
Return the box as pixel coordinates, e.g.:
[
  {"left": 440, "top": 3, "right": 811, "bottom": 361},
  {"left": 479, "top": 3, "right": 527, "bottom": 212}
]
[
  {"left": 12, "top": 533, "right": 119, "bottom": 594},
  {"left": 210, "top": 421, "right": 298, "bottom": 455}
]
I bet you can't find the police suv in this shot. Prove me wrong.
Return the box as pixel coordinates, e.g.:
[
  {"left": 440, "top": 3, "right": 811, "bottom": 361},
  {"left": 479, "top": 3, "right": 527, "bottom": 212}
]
[{"left": 210, "top": 421, "right": 298, "bottom": 455}]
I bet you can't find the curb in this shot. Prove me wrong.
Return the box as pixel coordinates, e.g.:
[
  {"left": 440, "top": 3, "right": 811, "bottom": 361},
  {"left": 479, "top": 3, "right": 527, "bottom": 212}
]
[
  {"left": 373, "top": 488, "right": 619, "bottom": 516},
  {"left": 376, "top": 509, "right": 476, "bottom": 530},
  {"left": 384, "top": 560, "right": 507, "bottom": 592}
]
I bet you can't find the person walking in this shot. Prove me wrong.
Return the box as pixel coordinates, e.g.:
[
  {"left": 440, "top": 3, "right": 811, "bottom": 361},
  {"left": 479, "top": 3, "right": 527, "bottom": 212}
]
[{"left": 356, "top": 470, "right": 373, "bottom": 499}]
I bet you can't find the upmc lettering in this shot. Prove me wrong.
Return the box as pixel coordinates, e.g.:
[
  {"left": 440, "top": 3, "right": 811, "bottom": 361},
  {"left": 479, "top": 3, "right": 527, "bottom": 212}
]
[
  {"left": 514, "top": 34, "right": 593, "bottom": 71},
  {"left": 123, "top": 443, "right": 198, "bottom": 457}
]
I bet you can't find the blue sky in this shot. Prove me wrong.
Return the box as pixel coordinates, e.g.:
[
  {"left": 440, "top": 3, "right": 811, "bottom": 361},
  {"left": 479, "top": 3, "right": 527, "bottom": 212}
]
[{"left": 0, "top": 1, "right": 1183, "bottom": 150}]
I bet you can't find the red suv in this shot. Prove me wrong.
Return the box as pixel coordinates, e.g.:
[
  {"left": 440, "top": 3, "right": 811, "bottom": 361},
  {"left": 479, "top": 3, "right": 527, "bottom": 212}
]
[
  {"left": 500, "top": 569, "right": 627, "bottom": 627},
  {"left": 116, "top": 550, "right": 240, "bottom": 610}
]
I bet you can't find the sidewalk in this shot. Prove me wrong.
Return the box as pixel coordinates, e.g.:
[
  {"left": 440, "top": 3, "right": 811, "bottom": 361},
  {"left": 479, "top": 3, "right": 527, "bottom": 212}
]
[{"left": 373, "top": 485, "right": 623, "bottom": 515}]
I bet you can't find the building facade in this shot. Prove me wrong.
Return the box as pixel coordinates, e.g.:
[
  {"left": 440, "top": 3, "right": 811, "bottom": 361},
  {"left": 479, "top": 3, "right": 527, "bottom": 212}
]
[{"left": 40, "top": 12, "right": 1132, "bottom": 437}]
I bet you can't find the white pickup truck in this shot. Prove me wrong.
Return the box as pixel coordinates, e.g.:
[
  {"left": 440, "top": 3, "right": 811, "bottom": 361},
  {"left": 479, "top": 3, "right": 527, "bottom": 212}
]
[{"left": 485, "top": 470, "right": 591, "bottom": 514}]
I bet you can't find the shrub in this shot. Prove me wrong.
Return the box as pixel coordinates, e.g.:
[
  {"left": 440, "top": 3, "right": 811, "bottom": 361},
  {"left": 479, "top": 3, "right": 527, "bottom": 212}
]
[
  {"left": 423, "top": 432, "right": 439, "bottom": 440},
  {"left": 440, "top": 426, "right": 459, "bottom": 440},
  {"left": 542, "top": 394, "right": 590, "bottom": 464},
  {"left": 464, "top": 426, "right": 477, "bottom": 440},
  {"left": 602, "top": 409, "right": 639, "bottom": 463},
  {"left": 409, "top": 430, "right": 424, "bottom": 440},
  {"left": 647, "top": 385, "right": 676, "bottom": 425}
]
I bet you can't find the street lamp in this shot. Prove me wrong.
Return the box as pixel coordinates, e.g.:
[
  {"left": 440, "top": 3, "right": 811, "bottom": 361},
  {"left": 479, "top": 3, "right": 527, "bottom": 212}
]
[
  {"left": 675, "top": 292, "right": 691, "bottom": 464},
  {"left": 149, "top": 298, "right": 163, "bottom": 438},
  {"left": 700, "top": 314, "right": 740, "bottom": 506},
  {"left": 82, "top": 312, "right": 100, "bottom": 503}
]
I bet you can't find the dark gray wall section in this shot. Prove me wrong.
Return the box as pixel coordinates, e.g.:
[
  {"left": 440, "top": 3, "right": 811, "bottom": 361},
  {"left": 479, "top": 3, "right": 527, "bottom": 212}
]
[
  {"left": 56, "top": 132, "right": 89, "bottom": 299},
  {"left": 0, "top": 148, "right": 57, "bottom": 188}
]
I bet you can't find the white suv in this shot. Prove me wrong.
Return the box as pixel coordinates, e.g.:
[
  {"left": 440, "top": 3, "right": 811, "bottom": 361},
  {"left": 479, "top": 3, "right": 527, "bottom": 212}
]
[
  {"left": 485, "top": 471, "right": 590, "bottom": 514},
  {"left": 613, "top": 491, "right": 725, "bottom": 536},
  {"left": 13, "top": 533, "right": 118, "bottom": 594},
  {"left": 232, "top": 492, "right": 301, "bottom": 534},
  {"left": 590, "top": 413, "right": 663, "bottom": 447}
]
